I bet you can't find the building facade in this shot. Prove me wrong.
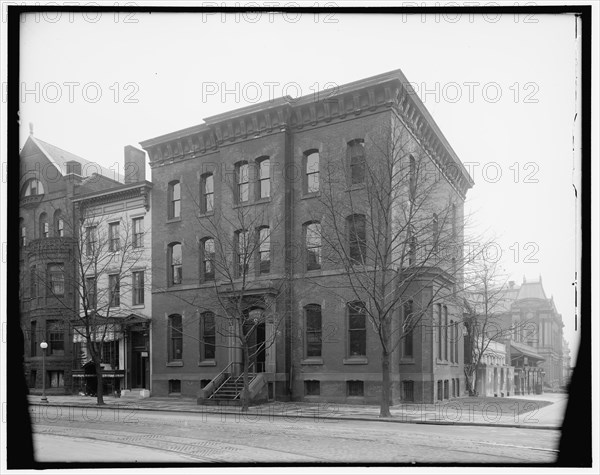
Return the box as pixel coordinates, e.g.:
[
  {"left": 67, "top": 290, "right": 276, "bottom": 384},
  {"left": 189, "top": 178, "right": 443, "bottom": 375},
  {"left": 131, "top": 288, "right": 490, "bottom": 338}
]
[
  {"left": 71, "top": 146, "right": 153, "bottom": 397},
  {"left": 19, "top": 131, "right": 122, "bottom": 394},
  {"left": 141, "top": 69, "right": 473, "bottom": 404}
]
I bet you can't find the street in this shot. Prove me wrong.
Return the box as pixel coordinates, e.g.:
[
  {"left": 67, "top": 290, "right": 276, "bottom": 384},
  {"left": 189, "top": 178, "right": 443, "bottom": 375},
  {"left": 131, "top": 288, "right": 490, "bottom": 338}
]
[{"left": 32, "top": 406, "right": 560, "bottom": 464}]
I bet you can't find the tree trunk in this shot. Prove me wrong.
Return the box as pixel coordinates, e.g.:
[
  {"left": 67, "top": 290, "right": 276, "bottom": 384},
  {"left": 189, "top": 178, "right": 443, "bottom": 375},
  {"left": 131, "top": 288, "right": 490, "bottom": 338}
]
[
  {"left": 380, "top": 350, "right": 392, "bottom": 418},
  {"left": 241, "top": 344, "right": 250, "bottom": 412},
  {"left": 94, "top": 360, "right": 105, "bottom": 405}
]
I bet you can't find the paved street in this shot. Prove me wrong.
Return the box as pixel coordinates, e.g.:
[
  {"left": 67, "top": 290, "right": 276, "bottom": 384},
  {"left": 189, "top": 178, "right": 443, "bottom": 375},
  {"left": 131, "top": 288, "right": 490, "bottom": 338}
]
[{"left": 31, "top": 405, "right": 560, "bottom": 464}]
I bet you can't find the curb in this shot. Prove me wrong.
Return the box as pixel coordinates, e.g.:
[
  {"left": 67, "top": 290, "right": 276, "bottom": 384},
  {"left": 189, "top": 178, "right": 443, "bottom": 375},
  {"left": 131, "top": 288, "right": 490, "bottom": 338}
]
[{"left": 28, "top": 401, "right": 561, "bottom": 431}]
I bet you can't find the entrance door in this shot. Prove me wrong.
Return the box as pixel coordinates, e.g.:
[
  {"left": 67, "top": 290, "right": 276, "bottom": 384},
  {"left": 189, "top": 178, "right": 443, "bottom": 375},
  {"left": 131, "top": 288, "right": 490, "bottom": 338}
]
[
  {"left": 132, "top": 351, "right": 147, "bottom": 389},
  {"left": 243, "top": 319, "right": 266, "bottom": 373}
]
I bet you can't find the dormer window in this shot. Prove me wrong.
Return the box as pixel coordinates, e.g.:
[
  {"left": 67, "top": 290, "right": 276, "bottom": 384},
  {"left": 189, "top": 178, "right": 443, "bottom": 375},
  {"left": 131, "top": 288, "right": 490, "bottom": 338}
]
[{"left": 22, "top": 178, "right": 44, "bottom": 197}]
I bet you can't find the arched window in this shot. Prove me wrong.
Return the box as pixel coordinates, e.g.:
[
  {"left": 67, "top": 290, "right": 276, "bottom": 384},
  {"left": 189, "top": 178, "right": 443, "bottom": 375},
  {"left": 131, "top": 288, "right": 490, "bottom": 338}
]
[
  {"left": 348, "top": 139, "right": 366, "bottom": 185},
  {"left": 21, "top": 178, "right": 44, "bottom": 197},
  {"left": 168, "top": 314, "right": 183, "bottom": 362},
  {"left": 168, "top": 180, "right": 181, "bottom": 219},
  {"left": 304, "top": 150, "right": 319, "bottom": 193},
  {"left": 54, "top": 210, "right": 64, "bottom": 237},
  {"left": 403, "top": 300, "right": 414, "bottom": 358},
  {"left": 256, "top": 157, "right": 270, "bottom": 199},
  {"left": 200, "top": 312, "right": 216, "bottom": 361},
  {"left": 348, "top": 301, "right": 366, "bottom": 357},
  {"left": 305, "top": 304, "right": 322, "bottom": 358},
  {"left": 347, "top": 214, "right": 366, "bottom": 264},
  {"left": 20, "top": 218, "right": 26, "bottom": 246},
  {"left": 168, "top": 242, "right": 183, "bottom": 285},
  {"left": 39, "top": 212, "right": 48, "bottom": 239},
  {"left": 200, "top": 173, "right": 214, "bottom": 213},
  {"left": 200, "top": 238, "right": 215, "bottom": 282},
  {"left": 235, "top": 230, "right": 250, "bottom": 276},
  {"left": 257, "top": 226, "right": 270, "bottom": 274},
  {"left": 305, "top": 221, "right": 321, "bottom": 270},
  {"left": 235, "top": 161, "right": 249, "bottom": 203}
]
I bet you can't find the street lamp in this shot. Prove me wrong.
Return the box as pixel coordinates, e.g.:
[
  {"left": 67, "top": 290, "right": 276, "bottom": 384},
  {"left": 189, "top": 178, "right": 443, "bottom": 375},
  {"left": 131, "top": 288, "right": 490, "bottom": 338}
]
[{"left": 40, "top": 341, "right": 48, "bottom": 403}]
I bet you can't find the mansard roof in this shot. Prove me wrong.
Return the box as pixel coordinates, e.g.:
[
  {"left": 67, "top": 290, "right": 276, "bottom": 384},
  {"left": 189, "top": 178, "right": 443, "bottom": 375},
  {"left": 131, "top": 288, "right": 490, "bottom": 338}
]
[{"left": 139, "top": 69, "right": 474, "bottom": 197}]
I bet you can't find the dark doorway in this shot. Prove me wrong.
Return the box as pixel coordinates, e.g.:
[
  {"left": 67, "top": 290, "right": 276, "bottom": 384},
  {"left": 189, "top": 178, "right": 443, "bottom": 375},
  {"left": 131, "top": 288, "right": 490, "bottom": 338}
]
[
  {"left": 243, "top": 314, "right": 266, "bottom": 373},
  {"left": 130, "top": 330, "right": 149, "bottom": 389}
]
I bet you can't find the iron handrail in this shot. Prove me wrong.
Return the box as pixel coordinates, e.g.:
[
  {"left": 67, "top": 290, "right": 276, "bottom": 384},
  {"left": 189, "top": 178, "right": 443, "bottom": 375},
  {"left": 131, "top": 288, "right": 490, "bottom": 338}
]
[{"left": 208, "top": 361, "right": 234, "bottom": 399}]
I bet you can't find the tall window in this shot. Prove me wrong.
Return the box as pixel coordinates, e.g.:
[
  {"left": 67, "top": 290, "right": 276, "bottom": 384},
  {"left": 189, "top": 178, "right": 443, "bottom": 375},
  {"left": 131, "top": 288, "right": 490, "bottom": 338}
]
[
  {"left": 236, "top": 161, "right": 249, "bottom": 203},
  {"left": 348, "top": 301, "right": 366, "bottom": 357},
  {"left": 432, "top": 213, "right": 439, "bottom": 252},
  {"left": 132, "top": 217, "right": 144, "bottom": 248},
  {"left": 450, "top": 319, "right": 454, "bottom": 363},
  {"left": 48, "top": 264, "right": 64, "bottom": 296},
  {"left": 30, "top": 265, "right": 37, "bottom": 299},
  {"left": 86, "top": 276, "right": 97, "bottom": 308},
  {"left": 305, "top": 222, "right": 321, "bottom": 270},
  {"left": 305, "top": 304, "right": 322, "bottom": 358},
  {"left": 409, "top": 232, "right": 417, "bottom": 266},
  {"left": 30, "top": 321, "right": 37, "bottom": 357},
  {"left": 49, "top": 371, "right": 65, "bottom": 388},
  {"left": 168, "top": 314, "right": 183, "bottom": 361},
  {"left": 39, "top": 213, "right": 48, "bottom": 238},
  {"left": 348, "top": 214, "right": 366, "bottom": 264},
  {"left": 454, "top": 322, "right": 459, "bottom": 363},
  {"left": 86, "top": 226, "right": 97, "bottom": 256},
  {"left": 444, "top": 305, "right": 449, "bottom": 360},
  {"left": 21, "top": 224, "right": 27, "bottom": 246},
  {"left": 201, "top": 173, "right": 214, "bottom": 213},
  {"left": 236, "top": 230, "right": 249, "bottom": 276},
  {"left": 437, "top": 304, "right": 442, "bottom": 359},
  {"left": 409, "top": 155, "right": 416, "bottom": 200},
  {"left": 169, "top": 243, "right": 183, "bottom": 285},
  {"left": 47, "top": 321, "right": 64, "bottom": 356},
  {"left": 305, "top": 151, "right": 319, "bottom": 193},
  {"left": 200, "top": 312, "right": 216, "bottom": 361},
  {"left": 132, "top": 271, "right": 144, "bottom": 305},
  {"left": 168, "top": 180, "right": 181, "bottom": 219},
  {"left": 403, "top": 300, "right": 414, "bottom": 358},
  {"left": 54, "top": 211, "right": 64, "bottom": 237},
  {"left": 348, "top": 139, "right": 366, "bottom": 185},
  {"left": 452, "top": 204, "right": 457, "bottom": 238},
  {"left": 257, "top": 157, "right": 270, "bottom": 199},
  {"left": 109, "top": 274, "right": 120, "bottom": 307},
  {"left": 257, "top": 227, "right": 270, "bottom": 274},
  {"left": 201, "top": 238, "right": 215, "bottom": 281},
  {"left": 22, "top": 178, "right": 44, "bottom": 196},
  {"left": 109, "top": 222, "right": 120, "bottom": 252}
]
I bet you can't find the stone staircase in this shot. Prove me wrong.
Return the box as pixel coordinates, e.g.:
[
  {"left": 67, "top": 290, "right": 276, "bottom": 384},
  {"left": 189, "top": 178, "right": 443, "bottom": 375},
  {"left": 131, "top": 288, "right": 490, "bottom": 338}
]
[{"left": 206, "top": 374, "right": 256, "bottom": 405}]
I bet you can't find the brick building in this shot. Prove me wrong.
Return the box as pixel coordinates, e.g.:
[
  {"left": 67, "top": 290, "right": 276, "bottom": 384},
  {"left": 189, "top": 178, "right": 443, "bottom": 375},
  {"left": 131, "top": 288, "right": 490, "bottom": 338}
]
[
  {"left": 140, "top": 69, "right": 474, "bottom": 404},
  {"left": 19, "top": 129, "right": 122, "bottom": 393}
]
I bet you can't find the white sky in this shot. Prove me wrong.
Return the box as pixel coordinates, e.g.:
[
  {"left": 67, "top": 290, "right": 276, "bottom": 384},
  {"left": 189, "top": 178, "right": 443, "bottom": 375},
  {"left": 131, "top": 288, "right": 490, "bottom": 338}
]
[{"left": 16, "top": 7, "right": 584, "bottom": 360}]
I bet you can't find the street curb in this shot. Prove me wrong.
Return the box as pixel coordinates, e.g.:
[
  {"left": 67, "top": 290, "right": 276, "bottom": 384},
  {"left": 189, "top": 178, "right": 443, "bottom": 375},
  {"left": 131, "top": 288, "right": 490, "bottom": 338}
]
[{"left": 28, "top": 402, "right": 561, "bottom": 431}]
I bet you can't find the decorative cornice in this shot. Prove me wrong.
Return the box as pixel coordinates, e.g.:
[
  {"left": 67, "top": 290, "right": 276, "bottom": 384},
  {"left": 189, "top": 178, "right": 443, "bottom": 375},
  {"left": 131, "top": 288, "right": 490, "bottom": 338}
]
[
  {"left": 74, "top": 182, "right": 152, "bottom": 211},
  {"left": 140, "top": 70, "right": 474, "bottom": 196}
]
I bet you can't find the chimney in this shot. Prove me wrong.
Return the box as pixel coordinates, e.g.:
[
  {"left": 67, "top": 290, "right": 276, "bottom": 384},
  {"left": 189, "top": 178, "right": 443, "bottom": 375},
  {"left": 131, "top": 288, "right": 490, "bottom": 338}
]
[
  {"left": 508, "top": 281, "right": 515, "bottom": 289},
  {"left": 124, "top": 145, "right": 146, "bottom": 184},
  {"left": 65, "top": 160, "right": 82, "bottom": 176}
]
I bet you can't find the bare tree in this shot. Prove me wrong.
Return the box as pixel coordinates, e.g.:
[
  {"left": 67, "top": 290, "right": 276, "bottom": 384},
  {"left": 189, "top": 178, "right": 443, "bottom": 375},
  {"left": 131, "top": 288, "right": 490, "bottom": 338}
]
[
  {"left": 311, "top": 120, "right": 471, "bottom": 416},
  {"left": 38, "top": 203, "right": 148, "bottom": 405},
  {"left": 161, "top": 178, "right": 289, "bottom": 411},
  {"left": 461, "top": 255, "right": 536, "bottom": 396}
]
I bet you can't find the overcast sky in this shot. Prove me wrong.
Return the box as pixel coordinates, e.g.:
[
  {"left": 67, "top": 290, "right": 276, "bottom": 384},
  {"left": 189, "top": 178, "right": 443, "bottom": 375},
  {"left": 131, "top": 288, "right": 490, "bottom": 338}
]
[{"left": 17, "top": 10, "right": 581, "bottom": 360}]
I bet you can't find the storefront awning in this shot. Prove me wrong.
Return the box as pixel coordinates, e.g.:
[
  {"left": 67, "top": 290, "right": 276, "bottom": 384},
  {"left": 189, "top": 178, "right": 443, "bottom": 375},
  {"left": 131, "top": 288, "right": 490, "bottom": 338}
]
[{"left": 72, "top": 371, "right": 125, "bottom": 378}]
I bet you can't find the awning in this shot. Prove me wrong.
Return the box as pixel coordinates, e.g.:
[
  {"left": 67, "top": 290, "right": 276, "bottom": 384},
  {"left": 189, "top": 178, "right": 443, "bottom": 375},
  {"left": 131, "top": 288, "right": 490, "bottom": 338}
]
[
  {"left": 510, "top": 341, "right": 546, "bottom": 362},
  {"left": 72, "top": 371, "right": 125, "bottom": 378}
]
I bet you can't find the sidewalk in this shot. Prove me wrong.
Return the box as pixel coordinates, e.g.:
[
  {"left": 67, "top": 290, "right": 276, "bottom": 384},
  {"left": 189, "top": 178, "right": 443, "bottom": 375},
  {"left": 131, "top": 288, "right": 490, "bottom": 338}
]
[{"left": 27, "top": 392, "right": 567, "bottom": 430}]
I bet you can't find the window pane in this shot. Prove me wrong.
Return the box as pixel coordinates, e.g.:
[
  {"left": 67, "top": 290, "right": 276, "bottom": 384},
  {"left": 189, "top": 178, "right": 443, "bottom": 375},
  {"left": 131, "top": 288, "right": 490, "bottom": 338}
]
[
  {"left": 205, "top": 174, "right": 214, "bottom": 193},
  {"left": 260, "top": 178, "right": 270, "bottom": 198},
  {"left": 172, "top": 182, "right": 180, "bottom": 200},
  {"left": 307, "top": 173, "right": 319, "bottom": 193}
]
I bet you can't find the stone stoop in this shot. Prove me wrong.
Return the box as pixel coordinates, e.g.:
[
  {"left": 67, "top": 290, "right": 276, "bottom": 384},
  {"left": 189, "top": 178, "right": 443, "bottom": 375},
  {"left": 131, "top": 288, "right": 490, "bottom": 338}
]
[{"left": 120, "top": 389, "right": 151, "bottom": 399}]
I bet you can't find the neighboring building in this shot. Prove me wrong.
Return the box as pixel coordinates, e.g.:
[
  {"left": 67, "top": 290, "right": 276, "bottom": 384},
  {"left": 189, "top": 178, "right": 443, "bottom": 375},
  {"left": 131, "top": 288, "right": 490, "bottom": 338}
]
[
  {"left": 19, "top": 128, "right": 122, "bottom": 394},
  {"left": 140, "top": 69, "right": 473, "bottom": 404},
  {"left": 70, "top": 146, "right": 153, "bottom": 397},
  {"left": 562, "top": 338, "right": 572, "bottom": 387},
  {"left": 471, "top": 339, "right": 514, "bottom": 397},
  {"left": 499, "top": 277, "right": 564, "bottom": 393}
]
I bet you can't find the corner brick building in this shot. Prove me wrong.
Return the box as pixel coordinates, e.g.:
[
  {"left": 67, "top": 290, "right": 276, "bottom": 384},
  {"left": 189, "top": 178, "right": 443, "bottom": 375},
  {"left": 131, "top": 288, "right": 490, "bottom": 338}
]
[{"left": 140, "top": 69, "right": 474, "bottom": 404}]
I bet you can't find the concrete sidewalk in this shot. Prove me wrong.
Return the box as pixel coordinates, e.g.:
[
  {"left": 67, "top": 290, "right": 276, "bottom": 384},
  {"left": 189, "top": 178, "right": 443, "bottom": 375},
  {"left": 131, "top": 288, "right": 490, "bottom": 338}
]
[{"left": 27, "top": 392, "right": 567, "bottom": 430}]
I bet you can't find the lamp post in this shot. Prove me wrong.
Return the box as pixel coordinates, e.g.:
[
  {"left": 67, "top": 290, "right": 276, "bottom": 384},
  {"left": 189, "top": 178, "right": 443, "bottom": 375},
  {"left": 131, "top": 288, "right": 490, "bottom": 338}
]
[{"left": 40, "top": 341, "right": 48, "bottom": 403}]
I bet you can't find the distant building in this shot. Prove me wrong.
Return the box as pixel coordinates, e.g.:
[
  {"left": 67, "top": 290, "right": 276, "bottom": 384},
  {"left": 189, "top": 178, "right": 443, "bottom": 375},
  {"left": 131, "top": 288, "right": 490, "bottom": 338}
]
[{"left": 500, "top": 277, "right": 564, "bottom": 393}]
